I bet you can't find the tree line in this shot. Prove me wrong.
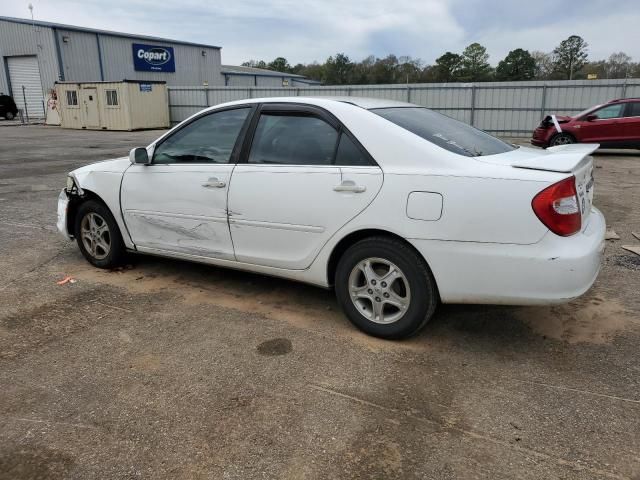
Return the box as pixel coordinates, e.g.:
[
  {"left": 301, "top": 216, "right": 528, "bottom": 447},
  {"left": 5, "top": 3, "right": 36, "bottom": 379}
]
[{"left": 242, "top": 35, "right": 638, "bottom": 85}]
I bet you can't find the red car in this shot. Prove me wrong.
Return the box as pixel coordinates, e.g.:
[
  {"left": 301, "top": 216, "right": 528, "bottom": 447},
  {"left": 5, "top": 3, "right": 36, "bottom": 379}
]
[{"left": 531, "top": 98, "right": 640, "bottom": 149}]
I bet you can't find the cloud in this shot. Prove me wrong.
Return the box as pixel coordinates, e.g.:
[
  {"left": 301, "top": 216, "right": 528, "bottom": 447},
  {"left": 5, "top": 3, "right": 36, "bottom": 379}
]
[{"left": 4, "top": 0, "right": 638, "bottom": 65}]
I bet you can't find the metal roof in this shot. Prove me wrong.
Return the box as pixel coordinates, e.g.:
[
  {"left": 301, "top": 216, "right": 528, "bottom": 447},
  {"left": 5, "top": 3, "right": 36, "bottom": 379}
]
[
  {"left": 0, "top": 16, "right": 221, "bottom": 49},
  {"left": 221, "top": 65, "right": 306, "bottom": 78}
]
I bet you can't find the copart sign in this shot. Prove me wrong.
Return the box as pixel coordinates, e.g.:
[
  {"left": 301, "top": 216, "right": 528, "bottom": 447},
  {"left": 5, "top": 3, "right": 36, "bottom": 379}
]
[{"left": 132, "top": 43, "right": 175, "bottom": 72}]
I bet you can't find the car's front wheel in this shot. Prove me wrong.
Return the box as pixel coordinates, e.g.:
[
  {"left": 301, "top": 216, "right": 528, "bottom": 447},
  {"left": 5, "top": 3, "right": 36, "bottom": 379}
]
[
  {"left": 550, "top": 132, "right": 575, "bottom": 147},
  {"left": 5, "top": 111, "right": 14, "bottom": 120},
  {"left": 335, "top": 237, "right": 438, "bottom": 339},
  {"left": 74, "top": 200, "right": 126, "bottom": 268}
]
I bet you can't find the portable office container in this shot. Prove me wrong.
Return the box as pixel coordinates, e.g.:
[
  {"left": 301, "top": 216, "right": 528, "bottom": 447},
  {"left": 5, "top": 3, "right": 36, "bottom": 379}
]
[{"left": 55, "top": 80, "right": 169, "bottom": 130}]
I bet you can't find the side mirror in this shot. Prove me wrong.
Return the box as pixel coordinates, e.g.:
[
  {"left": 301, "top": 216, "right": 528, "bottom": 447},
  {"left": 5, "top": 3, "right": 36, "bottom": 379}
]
[
  {"left": 129, "top": 147, "right": 150, "bottom": 165},
  {"left": 585, "top": 114, "right": 598, "bottom": 121}
]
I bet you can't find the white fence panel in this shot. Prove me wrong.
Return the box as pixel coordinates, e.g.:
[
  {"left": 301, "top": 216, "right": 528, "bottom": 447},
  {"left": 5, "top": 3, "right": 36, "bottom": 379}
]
[{"left": 168, "top": 79, "right": 640, "bottom": 136}]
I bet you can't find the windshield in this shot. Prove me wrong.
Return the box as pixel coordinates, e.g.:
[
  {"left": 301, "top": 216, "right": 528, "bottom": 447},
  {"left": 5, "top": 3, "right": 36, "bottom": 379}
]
[
  {"left": 573, "top": 104, "right": 602, "bottom": 119},
  {"left": 371, "top": 107, "right": 516, "bottom": 157}
]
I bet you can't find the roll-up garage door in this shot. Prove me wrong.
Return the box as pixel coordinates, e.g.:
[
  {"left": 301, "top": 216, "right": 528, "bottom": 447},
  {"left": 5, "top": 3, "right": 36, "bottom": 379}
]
[{"left": 7, "top": 56, "right": 45, "bottom": 118}]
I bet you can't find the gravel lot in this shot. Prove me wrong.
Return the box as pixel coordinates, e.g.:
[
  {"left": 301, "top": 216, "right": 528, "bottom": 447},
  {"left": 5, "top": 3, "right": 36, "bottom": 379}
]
[{"left": 1, "top": 124, "right": 639, "bottom": 479}]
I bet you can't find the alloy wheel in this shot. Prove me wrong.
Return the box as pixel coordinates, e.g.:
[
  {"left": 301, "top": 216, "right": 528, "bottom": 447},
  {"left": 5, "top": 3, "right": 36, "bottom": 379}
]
[
  {"left": 552, "top": 134, "right": 573, "bottom": 146},
  {"left": 80, "top": 212, "right": 111, "bottom": 260},
  {"left": 348, "top": 257, "right": 411, "bottom": 324}
]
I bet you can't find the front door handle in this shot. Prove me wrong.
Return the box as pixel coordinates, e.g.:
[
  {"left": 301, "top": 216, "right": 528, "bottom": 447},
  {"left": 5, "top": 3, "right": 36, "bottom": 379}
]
[
  {"left": 202, "top": 177, "right": 226, "bottom": 189},
  {"left": 334, "top": 180, "right": 366, "bottom": 193}
]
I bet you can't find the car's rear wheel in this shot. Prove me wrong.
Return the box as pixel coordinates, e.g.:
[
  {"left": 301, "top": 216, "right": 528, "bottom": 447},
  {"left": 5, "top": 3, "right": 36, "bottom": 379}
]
[
  {"left": 74, "top": 200, "right": 125, "bottom": 268},
  {"left": 5, "top": 111, "right": 14, "bottom": 120},
  {"left": 550, "top": 133, "right": 575, "bottom": 147},
  {"left": 335, "top": 236, "right": 438, "bottom": 339}
]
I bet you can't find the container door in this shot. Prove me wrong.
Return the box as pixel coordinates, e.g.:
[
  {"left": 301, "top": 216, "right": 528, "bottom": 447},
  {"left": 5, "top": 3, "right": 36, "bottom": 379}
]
[{"left": 81, "top": 87, "right": 99, "bottom": 128}]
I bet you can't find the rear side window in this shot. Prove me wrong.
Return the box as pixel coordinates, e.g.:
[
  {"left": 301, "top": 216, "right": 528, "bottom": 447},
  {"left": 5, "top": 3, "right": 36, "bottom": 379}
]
[
  {"left": 248, "top": 114, "right": 338, "bottom": 165},
  {"left": 153, "top": 108, "right": 250, "bottom": 164},
  {"left": 334, "top": 133, "right": 371, "bottom": 166},
  {"left": 625, "top": 102, "right": 640, "bottom": 117},
  {"left": 371, "top": 107, "right": 515, "bottom": 157}
]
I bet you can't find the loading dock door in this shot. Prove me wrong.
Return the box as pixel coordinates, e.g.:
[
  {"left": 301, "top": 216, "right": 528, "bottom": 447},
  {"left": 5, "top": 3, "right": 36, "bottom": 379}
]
[{"left": 7, "top": 56, "right": 45, "bottom": 118}]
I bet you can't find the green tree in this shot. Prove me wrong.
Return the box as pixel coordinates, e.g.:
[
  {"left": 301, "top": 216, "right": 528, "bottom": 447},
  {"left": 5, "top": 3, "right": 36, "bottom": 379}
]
[
  {"left": 581, "top": 60, "right": 607, "bottom": 80},
  {"left": 495, "top": 48, "right": 536, "bottom": 81},
  {"left": 370, "top": 54, "right": 400, "bottom": 83},
  {"left": 267, "top": 57, "right": 292, "bottom": 73},
  {"left": 433, "top": 52, "right": 462, "bottom": 82},
  {"left": 241, "top": 60, "right": 268, "bottom": 69},
  {"left": 324, "top": 53, "right": 354, "bottom": 85},
  {"left": 460, "top": 43, "right": 492, "bottom": 81},
  {"left": 296, "top": 62, "right": 325, "bottom": 82},
  {"left": 553, "top": 35, "right": 588, "bottom": 80},
  {"left": 606, "top": 52, "right": 632, "bottom": 78},
  {"left": 531, "top": 51, "right": 556, "bottom": 80},
  {"left": 397, "top": 56, "right": 424, "bottom": 83}
]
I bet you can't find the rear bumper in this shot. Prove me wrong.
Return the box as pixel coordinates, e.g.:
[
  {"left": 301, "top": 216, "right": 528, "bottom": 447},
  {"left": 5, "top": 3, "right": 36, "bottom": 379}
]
[{"left": 409, "top": 207, "right": 606, "bottom": 305}]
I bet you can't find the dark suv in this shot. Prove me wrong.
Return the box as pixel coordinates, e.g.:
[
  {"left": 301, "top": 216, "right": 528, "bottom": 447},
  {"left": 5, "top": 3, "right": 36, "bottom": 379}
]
[
  {"left": 0, "top": 94, "right": 18, "bottom": 120},
  {"left": 531, "top": 98, "right": 640, "bottom": 149}
]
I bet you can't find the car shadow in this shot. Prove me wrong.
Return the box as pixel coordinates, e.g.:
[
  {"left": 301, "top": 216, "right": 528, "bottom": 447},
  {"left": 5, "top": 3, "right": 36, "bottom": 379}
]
[{"left": 118, "top": 254, "right": 563, "bottom": 355}]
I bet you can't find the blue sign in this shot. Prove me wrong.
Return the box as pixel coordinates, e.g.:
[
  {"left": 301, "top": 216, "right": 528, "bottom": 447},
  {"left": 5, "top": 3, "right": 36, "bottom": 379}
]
[
  {"left": 139, "top": 83, "right": 153, "bottom": 92},
  {"left": 132, "top": 43, "right": 175, "bottom": 72}
]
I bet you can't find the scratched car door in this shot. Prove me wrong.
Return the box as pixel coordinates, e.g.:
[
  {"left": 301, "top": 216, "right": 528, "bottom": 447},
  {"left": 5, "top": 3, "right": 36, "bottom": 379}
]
[{"left": 121, "top": 107, "right": 251, "bottom": 259}]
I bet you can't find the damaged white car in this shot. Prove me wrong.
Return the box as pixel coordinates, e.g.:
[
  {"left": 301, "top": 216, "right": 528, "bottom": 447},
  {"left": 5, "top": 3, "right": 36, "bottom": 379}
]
[{"left": 58, "top": 97, "right": 605, "bottom": 339}]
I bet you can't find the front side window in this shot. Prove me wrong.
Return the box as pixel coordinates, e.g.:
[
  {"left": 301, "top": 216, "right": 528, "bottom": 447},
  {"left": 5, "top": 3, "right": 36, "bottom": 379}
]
[
  {"left": 372, "top": 107, "right": 515, "bottom": 157},
  {"left": 66, "top": 90, "right": 78, "bottom": 106},
  {"left": 153, "top": 108, "right": 250, "bottom": 164},
  {"left": 106, "top": 89, "right": 118, "bottom": 106},
  {"left": 593, "top": 104, "right": 623, "bottom": 120},
  {"left": 248, "top": 114, "right": 338, "bottom": 165}
]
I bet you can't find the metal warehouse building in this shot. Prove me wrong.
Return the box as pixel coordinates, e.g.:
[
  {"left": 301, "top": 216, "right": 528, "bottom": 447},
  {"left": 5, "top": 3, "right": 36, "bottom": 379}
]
[
  {"left": 0, "top": 16, "right": 319, "bottom": 119},
  {"left": 0, "top": 16, "right": 224, "bottom": 118},
  {"left": 221, "top": 65, "right": 321, "bottom": 87}
]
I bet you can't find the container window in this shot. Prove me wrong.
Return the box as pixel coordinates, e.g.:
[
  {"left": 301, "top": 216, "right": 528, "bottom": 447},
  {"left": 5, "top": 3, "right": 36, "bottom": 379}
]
[
  {"left": 66, "top": 90, "right": 78, "bottom": 107},
  {"left": 106, "top": 90, "right": 119, "bottom": 107}
]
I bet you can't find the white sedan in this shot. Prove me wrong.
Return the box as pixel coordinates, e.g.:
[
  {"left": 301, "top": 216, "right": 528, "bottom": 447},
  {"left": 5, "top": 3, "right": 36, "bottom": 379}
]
[{"left": 57, "top": 97, "right": 605, "bottom": 339}]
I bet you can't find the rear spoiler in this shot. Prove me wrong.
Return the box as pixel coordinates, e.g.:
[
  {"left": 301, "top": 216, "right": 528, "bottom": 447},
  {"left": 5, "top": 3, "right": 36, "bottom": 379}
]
[{"left": 512, "top": 144, "right": 599, "bottom": 173}]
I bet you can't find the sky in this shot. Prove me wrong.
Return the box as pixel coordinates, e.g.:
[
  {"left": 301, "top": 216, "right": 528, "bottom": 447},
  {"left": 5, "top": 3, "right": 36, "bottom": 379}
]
[{"left": 3, "top": 0, "right": 637, "bottom": 66}]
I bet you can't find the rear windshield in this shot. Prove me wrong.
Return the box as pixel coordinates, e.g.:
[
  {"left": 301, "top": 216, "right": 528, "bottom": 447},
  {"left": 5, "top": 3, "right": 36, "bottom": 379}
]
[{"left": 371, "top": 107, "right": 516, "bottom": 157}]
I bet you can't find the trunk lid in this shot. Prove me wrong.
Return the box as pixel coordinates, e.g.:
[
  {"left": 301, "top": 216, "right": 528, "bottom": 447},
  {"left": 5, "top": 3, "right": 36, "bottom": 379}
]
[{"left": 479, "top": 144, "right": 598, "bottom": 229}]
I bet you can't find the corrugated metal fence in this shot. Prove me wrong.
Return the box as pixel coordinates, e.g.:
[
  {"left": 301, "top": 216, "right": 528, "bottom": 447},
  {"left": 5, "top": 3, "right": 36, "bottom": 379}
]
[{"left": 168, "top": 79, "right": 640, "bottom": 136}]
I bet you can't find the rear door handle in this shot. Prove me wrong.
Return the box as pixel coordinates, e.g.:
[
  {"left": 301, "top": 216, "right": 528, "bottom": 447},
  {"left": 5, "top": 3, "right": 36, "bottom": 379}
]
[
  {"left": 202, "top": 177, "right": 226, "bottom": 188},
  {"left": 334, "top": 180, "right": 366, "bottom": 193}
]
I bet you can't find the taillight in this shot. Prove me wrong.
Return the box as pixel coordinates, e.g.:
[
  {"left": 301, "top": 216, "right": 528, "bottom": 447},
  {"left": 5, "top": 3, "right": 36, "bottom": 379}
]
[{"left": 532, "top": 176, "right": 581, "bottom": 236}]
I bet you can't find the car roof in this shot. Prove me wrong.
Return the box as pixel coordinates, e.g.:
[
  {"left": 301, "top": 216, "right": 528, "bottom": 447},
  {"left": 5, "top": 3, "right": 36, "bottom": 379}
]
[
  {"left": 609, "top": 97, "right": 640, "bottom": 103},
  {"left": 212, "top": 96, "right": 417, "bottom": 111}
]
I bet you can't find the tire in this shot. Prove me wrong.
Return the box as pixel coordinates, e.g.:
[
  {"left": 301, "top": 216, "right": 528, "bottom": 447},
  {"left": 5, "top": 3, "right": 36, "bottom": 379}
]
[
  {"left": 74, "top": 200, "right": 126, "bottom": 269},
  {"left": 335, "top": 236, "right": 438, "bottom": 339},
  {"left": 549, "top": 132, "right": 575, "bottom": 147},
  {"left": 5, "top": 111, "right": 15, "bottom": 120}
]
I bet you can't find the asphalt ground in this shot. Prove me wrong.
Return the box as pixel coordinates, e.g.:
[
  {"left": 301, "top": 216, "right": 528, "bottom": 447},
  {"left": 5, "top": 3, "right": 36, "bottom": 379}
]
[{"left": 0, "top": 124, "right": 639, "bottom": 479}]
